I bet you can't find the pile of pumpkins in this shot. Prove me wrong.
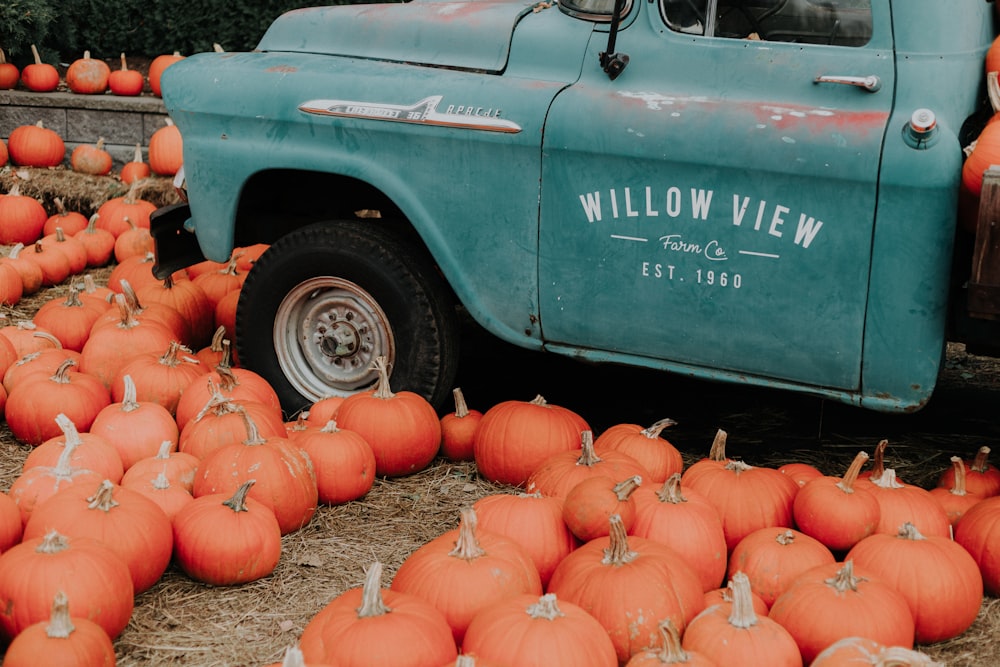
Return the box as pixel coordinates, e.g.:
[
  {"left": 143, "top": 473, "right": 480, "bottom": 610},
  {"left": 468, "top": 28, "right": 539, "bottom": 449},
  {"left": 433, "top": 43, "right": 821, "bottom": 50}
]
[
  {"left": 0, "top": 45, "right": 183, "bottom": 98},
  {"left": 0, "top": 196, "right": 997, "bottom": 666},
  {"left": 0, "top": 116, "right": 181, "bottom": 179},
  {"left": 0, "top": 227, "right": 995, "bottom": 666}
]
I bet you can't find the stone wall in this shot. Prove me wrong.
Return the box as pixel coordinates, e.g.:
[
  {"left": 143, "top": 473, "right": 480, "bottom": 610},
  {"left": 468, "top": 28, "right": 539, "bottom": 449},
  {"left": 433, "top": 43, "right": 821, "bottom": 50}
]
[{"left": 0, "top": 90, "right": 168, "bottom": 168}]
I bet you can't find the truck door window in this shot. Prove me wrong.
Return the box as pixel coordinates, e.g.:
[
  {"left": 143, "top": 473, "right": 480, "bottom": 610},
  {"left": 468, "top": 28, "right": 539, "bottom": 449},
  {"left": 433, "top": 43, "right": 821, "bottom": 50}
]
[{"left": 662, "top": 0, "right": 872, "bottom": 46}]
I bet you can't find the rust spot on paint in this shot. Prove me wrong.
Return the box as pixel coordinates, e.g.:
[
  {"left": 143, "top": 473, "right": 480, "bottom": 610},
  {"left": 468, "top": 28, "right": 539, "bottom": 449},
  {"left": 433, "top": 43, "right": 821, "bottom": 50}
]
[{"left": 265, "top": 66, "right": 298, "bottom": 73}]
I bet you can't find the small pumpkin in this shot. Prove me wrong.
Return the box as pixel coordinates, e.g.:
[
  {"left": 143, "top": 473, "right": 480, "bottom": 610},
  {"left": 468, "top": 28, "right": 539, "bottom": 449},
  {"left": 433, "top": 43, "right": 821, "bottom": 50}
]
[
  {"left": 294, "top": 419, "right": 376, "bottom": 505},
  {"left": 299, "top": 561, "right": 458, "bottom": 667},
  {"left": 70, "top": 138, "right": 112, "bottom": 175},
  {"left": 792, "top": 450, "right": 881, "bottom": 552},
  {"left": 562, "top": 474, "right": 642, "bottom": 542},
  {"left": 109, "top": 53, "right": 144, "bottom": 96},
  {"left": 120, "top": 144, "right": 152, "bottom": 183},
  {"left": 73, "top": 215, "right": 117, "bottom": 268},
  {"left": 527, "top": 429, "right": 651, "bottom": 499},
  {"left": 0, "top": 184, "right": 48, "bottom": 245},
  {"left": 937, "top": 445, "right": 1000, "bottom": 497},
  {"left": 593, "top": 417, "right": 683, "bottom": 484},
  {"left": 89, "top": 375, "right": 180, "bottom": 470},
  {"left": 149, "top": 117, "right": 184, "bottom": 176},
  {"left": 929, "top": 456, "right": 984, "bottom": 526},
  {"left": 20, "top": 45, "right": 59, "bottom": 93},
  {"left": 438, "top": 386, "right": 482, "bottom": 461},
  {"left": 43, "top": 198, "right": 89, "bottom": 237},
  {"left": 0, "top": 47, "right": 19, "bottom": 90},
  {"left": 148, "top": 51, "right": 185, "bottom": 97}
]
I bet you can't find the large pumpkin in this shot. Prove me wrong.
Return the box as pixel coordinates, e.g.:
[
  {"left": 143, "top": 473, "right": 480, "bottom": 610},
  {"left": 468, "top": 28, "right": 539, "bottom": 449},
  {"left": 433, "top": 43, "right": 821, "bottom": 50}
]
[
  {"left": 727, "top": 527, "right": 836, "bottom": 608},
  {"left": 462, "top": 593, "right": 618, "bottom": 667},
  {"left": 299, "top": 561, "right": 458, "bottom": 667},
  {"left": 1, "top": 590, "right": 116, "bottom": 667},
  {"left": 527, "top": 430, "right": 650, "bottom": 499},
  {"left": 390, "top": 507, "right": 542, "bottom": 646},
  {"left": 6, "top": 121, "right": 64, "bottom": 167},
  {"left": 335, "top": 355, "right": 442, "bottom": 477},
  {"left": 474, "top": 394, "right": 589, "bottom": 487},
  {"left": 792, "top": 450, "right": 881, "bottom": 552},
  {"left": 547, "top": 514, "right": 705, "bottom": 663},
  {"left": 953, "top": 495, "right": 1000, "bottom": 595},
  {"left": 0, "top": 531, "right": 134, "bottom": 640},
  {"left": 65, "top": 51, "right": 110, "bottom": 94}
]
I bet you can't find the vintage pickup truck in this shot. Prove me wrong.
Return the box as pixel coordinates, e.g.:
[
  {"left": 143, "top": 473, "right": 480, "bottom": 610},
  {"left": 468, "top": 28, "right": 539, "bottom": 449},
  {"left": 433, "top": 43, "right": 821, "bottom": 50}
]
[{"left": 151, "top": 0, "right": 998, "bottom": 415}]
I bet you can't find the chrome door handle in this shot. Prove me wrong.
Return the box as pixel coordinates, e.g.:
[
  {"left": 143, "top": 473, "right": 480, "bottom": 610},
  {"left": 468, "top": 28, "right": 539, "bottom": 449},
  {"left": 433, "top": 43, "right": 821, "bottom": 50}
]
[{"left": 813, "top": 75, "right": 881, "bottom": 92}]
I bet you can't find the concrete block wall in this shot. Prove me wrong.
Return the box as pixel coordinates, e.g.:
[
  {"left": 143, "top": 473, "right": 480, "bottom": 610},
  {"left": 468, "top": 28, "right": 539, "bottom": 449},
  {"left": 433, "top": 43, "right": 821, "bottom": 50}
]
[{"left": 0, "top": 90, "right": 168, "bottom": 169}]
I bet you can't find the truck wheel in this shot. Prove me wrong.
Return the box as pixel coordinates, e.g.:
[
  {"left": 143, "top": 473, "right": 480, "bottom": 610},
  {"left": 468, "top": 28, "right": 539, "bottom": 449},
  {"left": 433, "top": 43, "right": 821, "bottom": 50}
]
[{"left": 235, "top": 221, "right": 460, "bottom": 416}]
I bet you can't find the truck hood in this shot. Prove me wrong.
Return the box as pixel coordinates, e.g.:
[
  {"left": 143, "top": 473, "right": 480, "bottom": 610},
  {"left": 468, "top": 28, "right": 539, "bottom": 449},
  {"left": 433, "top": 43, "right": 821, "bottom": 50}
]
[{"left": 256, "top": 0, "right": 543, "bottom": 73}]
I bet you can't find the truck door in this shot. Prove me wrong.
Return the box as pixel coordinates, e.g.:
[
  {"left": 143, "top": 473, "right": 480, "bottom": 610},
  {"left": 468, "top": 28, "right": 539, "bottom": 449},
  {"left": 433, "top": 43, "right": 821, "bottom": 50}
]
[{"left": 538, "top": 0, "right": 894, "bottom": 391}]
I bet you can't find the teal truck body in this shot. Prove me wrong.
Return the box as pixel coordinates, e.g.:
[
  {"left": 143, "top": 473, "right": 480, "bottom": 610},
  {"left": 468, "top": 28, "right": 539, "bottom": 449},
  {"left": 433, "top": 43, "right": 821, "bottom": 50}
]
[{"left": 151, "top": 0, "right": 999, "bottom": 414}]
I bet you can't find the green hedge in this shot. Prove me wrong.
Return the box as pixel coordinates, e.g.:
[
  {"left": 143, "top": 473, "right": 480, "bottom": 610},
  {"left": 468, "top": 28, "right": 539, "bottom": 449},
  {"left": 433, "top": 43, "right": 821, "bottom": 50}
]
[{"left": 1, "top": 0, "right": 391, "bottom": 67}]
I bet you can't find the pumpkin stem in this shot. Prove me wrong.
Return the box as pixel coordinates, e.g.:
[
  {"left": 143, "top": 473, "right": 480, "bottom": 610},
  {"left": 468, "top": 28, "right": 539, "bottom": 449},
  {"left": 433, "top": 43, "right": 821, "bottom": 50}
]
[
  {"left": 724, "top": 459, "right": 754, "bottom": 475},
  {"left": 54, "top": 413, "right": 85, "bottom": 449},
  {"left": 60, "top": 286, "right": 86, "bottom": 309},
  {"left": 868, "top": 439, "right": 888, "bottom": 482},
  {"left": 31, "top": 44, "right": 43, "bottom": 66},
  {"left": 575, "top": 430, "right": 603, "bottom": 467},
  {"left": 971, "top": 446, "right": 993, "bottom": 474},
  {"left": 654, "top": 473, "right": 689, "bottom": 505},
  {"left": 357, "top": 561, "right": 392, "bottom": 618},
  {"left": 159, "top": 340, "right": 198, "bottom": 368},
  {"left": 726, "top": 571, "right": 759, "bottom": 629},
  {"left": 320, "top": 419, "right": 341, "bottom": 434},
  {"left": 896, "top": 521, "right": 926, "bottom": 541},
  {"left": 33, "top": 330, "right": 63, "bottom": 349},
  {"left": 946, "top": 456, "right": 969, "bottom": 496},
  {"left": 836, "top": 450, "right": 870, "bottom": 494},
  {"left": 86, "top": 479, "right": 120, "bottom": 512},
  {"left": 708, "top": 428, "right": 728, "bottom": 462},
  {"left": 50, "top": 358, "right": 79, "bottom": 385},
  {"left": 825, "top": 560, "right": 867, "bottom": 594},
  {"left": 119, "top": 374, "right": 141, "bottom": 412},
  {"left": 451, "top": 387, "right": 470, "bottom": 419},
  {"left": 653, "top": 618, "right": 689, "bottom": 663},
  {"left": 222, "top": 479, "right": 256, "bottom": 513},
  {"left": 112, "top": 292, "right": 141, "bottom": 330},
  {"left": 154, "top": 440, "right": 174, "bottom": 459},
  {"left": 36, "top": 530, "right": 71, "bottom": 555},
  {"left": 774, "top": 529, "right": 797, "bottom": 546},
  {"left": 370, "top": 356, "right": 396, "bottom": 400},
  {"left": 640, "top": 417, "right": 677, "bottom": 440},
  {"left": 525, "top": 593, "right": 566, "bottom": 621},
  {"left": 601, "top": 514, "right": 638, "bottom": 565},
  {"left": 447, "top": 507, "right": 488, "bottom": 561},
  {"left": 529, "top": 394, "right": 549, "bottom": 407},
  {"left": 870, "top": 468, "right": 905, "bottom": 490},
  {"left": 612, "top": 475, "right": 643, "bottom": 501},
  {"left": 45, "top": 591, "right": 76, "bottom": 639},
  {"left": 216, "top": 360, "right": 241, "bottom": 392},
  {"left": 240, "top": 410, "right": 268, "bottom": 446},
  {"left": 152, "top": 469, "right": 172, "bottom": 491},
  {"left": 208, "top": 325, "right": 227, "bottom": 352}
]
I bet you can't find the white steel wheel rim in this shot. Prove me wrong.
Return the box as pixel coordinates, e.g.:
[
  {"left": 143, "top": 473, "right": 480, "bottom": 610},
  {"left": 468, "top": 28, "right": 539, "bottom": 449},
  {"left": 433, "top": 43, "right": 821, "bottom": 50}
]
[{"left": 273, "top": 276, "right": 395, "bottom": 401}]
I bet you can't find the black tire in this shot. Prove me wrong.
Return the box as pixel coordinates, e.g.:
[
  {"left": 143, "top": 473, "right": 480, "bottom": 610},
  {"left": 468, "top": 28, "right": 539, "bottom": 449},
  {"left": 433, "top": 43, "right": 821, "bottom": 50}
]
[{"left": 235, "top": 221, "right": 460, "bottom": 416}]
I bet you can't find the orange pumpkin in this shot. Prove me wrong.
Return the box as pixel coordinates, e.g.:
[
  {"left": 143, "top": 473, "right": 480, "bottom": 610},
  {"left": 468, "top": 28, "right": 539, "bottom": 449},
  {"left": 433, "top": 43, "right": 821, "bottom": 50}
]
[
  {"left": 474, "top": 393, "right": 589, "bottom": 487},
  {"left": 192, "top": 411, "right": 318, "bottom": 535},
  {"left": 299, "top": 561, "right": 458, "bottom": 667},
  {"left": 148, "top": 52, "right": 185, "bottom": 97},
  {"left": 43, "top": 197, "right": 89, "bottom": 237},
  {"left": 173, "top": 480, "right": 282, "bottom": 585},
  {"left": 953, "top": 495, "right": 1000, "bottom": 595},
  {"left": 7, "top": 120, "right": 65, "bottom": 167},
  {"left": 0, "top": 531, "right": 134, "bottom": 640},
  {"left": 148, "top": 118, "right": 184, "bottom": 176},
  {"left": 73, "top": 214, "right": 117, "bottom": 267},
  {"left": 23, "top": 479, "right": 173, "bottom": 594},
  {"left": 65, "top": 51, "right": 110, "bottom": 94},
  {"left": 527, "top": 429, "right": 650, "bottom": 499},
  {"left": 32, "top": 287, "right": 107, "bottom": 352},
  {"left": 472, "top": 490, "right": 577, "bottom": 588},
  {"left": 462, "top": 593, "right": 618, "bottom": 667},
  {"left": 121, "top": 439, "right": 199, "bottom": 494},
  {"left": 294, "top": 419, "right": 375, "bottom": 505},
  {"left": 390, "top": 507, "right": 542, "bottom": 645},
  {"left": 20, "top": 45, "right": 59, "bottom": 92},
  {"left": 624, "top": 618, "right": 717, "bottom": 667},
  {"left": 120, "top": 144, "right": 152, "bottom": 183},
  {"left": 70, "top": 138, "right": 112, "bottom": 175},
  {"left": 7, "top": 438, "right": 106, "bottom": 526},
  {"left": 112, "top": 340, "right": 207, "bottom": 416},
  {"left": 22, "top": 413, "right": 124, "bottom": 485},
  {"left": 89, "top": 375, "right": 180, "bottom": 470},
  {"left": 937, "top": 445, "right": 1000, "bottom": 497},
  {"left": 336, "top": 355, "right": 442, "bottom": 477},
  {"left": 727, "top": 527, "right": 836, "bottom": 608},
  {"left": 929, "top": 456, "right": 984, "bottom": 526},
  {"left": 682, "top": 572, "right": 802, "bottom": 667},
  {"left": 846, "top": 522, "right": 984, "bottom": 643},
  {"left": 548, "top": 514, "right": 705, "bottom": 663},
  {"left": 0, "top": 184, "right": 48, "bottom": 245},
  {"left": 95, "top": 181, "right": 157, "bottom": 238},
  {"left": 768, "top": 561, "right": 915, "bottom": 664},
  {"left": 562, "top": 474, "right": 642, "bottom": 542},
  {"left": 792, "top": 450, "right": 881, "bottom": 552},
  {"left": 1, "top": 590, "right": 116, "bottom": 667},
  {"left": 593, "top": 417, "right": 683, "bottom": 484},
  {"left": 1, "top": 243, "right": 45, "bottom": 294},
  {"left": 631, "top": 473, "right": 728, "bottom": 593},
  {"left": 862, "top": 467, "right": 951, "bottom": 538},
  {"left": 0, "top": 47, "right": 19, "bottom": 90},
  {"left": 438, "top": 386, "right": 482, "bottom": 461},
  {"left": 109, "top": 53, "right": 145, "bottom": 96}
]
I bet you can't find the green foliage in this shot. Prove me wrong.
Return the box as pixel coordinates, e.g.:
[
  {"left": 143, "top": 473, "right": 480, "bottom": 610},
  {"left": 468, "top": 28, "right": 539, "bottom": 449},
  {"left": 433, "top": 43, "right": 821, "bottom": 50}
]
[
  {"left": 0, "top": 0, "right": 58, "bottom": 66},
  {"left": 1, "top": 0, "right": 390, "bottom": 65}
]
